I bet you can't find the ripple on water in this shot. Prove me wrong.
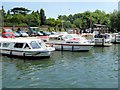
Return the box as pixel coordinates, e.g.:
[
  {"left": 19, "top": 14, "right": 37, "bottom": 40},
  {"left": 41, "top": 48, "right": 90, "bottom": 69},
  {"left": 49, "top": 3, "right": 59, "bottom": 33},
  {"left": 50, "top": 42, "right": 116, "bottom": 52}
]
[{"left": 1, "top": 44, "right": 119, "bottom": 88}]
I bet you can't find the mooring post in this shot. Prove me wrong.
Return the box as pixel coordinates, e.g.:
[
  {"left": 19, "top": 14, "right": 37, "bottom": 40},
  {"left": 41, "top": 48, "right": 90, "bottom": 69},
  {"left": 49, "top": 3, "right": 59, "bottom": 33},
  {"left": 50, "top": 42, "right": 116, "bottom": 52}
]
[
  {"left": 61, "top": 45, "right": 63, "bottom": 51},
  {"left": 115, "top": 35, "right": 116, "bottom": 43},
  {"left": 72, "top": 46, "right": 74, "bottom": 51},
  {"left": 23, "top": 53, "right": 26, "bottom": 62},
  {"left": 102, "top": 38, "right": 104, "bottom": 47}
]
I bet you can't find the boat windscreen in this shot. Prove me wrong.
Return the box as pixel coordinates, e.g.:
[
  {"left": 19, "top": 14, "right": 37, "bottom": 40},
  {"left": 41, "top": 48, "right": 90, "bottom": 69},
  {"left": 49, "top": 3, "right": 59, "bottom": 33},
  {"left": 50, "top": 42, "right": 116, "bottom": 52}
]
[
  {"left": 3, "top": 43, "right": 10, "bottom": 47},
  {"left": 63, "top": 35, "right": 73, "bottom": 39},
  {"left": 4, "top": 34, "right": 12, "bottom": 37},
  {"left": 14, "top": 43, "right": 24, "bottom": 48},
  {"left": 30, "top": 41, "right": 41, "bottom": 49},
  {"left": 38, "top": 40, "right": 47, "bottom": 49},
  {"left": 24, "top": 43, "right": 31, "bottom": 49}
]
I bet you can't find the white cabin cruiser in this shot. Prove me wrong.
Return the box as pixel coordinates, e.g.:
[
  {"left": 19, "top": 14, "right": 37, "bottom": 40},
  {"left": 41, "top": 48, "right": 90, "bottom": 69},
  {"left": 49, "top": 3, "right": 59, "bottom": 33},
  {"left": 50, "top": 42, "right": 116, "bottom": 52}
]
[
  {"left": 47, "top": 34, "right": 94, "bottom": 51},
  {"left": 0, "top": 37, "right": 55, "bottom": 59},
  {"left": 93, "top": 33, "right": 112, "bottom": 47}
]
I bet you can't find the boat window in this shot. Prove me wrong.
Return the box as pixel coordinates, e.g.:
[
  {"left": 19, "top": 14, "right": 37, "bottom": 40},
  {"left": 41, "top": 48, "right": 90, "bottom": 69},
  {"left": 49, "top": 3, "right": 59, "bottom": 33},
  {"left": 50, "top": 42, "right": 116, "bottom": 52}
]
[
  {"left": 24, "top": 43, "right": 31, "bottom": 49},
  {"left": 14, "top": 43, "right": 24, "bottom": 48},
  {"left": 66, "top": 41, "right": 78, "bottom": 44},
  {"left": 64, "top": 35, "right": 73, "bottom": 39},
  {"left": 49, "top": 37, "right": 54, "bottom": 40},
  {"left": 30, "top": 41, "right": 40, "bottom": 49},
  {"left": 38, "top": 40, "right": 47, "bottom": 48},
  {"left": 37, "top": 41, "right": 41, "bottom": 46},
  {"left": 94, "top": 34, "right": 103, "bottom": 38},
  {"left": 73, "top": 34, "right": 79, "bottom": 38},
  {"left": 117, "top": 39, "right": 120, "bottom": 41},
  {"left": 116, "top": 36, "right": 120, "bottom": 38},
  {"left": 66, "top": 42, "right": 73, "bottom": 43},
  {"left": 49, "top": 37, "right": 60, "bottom": 40},
  {"left": 58, "top": 37, "right": 62, "bottom": 40},
  {"left": 73, "top": 42, "right": 79, "bottom": 43},
  {"left": 3, "top": 43, "right": 10, "bottom": 47}
]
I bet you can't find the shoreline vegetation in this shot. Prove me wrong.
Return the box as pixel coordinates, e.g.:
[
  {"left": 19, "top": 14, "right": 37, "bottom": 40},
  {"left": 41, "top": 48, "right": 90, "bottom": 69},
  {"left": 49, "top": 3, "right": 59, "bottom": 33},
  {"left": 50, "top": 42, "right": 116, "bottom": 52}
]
[{"left": 0, "top": 6, "right": 120, "bottom": 33}]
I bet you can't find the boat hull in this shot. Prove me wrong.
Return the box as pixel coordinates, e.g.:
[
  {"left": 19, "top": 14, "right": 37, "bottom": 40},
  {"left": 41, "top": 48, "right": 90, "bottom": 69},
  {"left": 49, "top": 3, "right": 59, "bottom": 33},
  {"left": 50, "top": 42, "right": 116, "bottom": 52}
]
[
  {"left": 111, "top": 33, "right": 120, "bottom": 44},
  {"left": 0, "top": 49, "right": 52, "bottom": 59},
  {"left": 47, "top": 43, "right": 93, "bottom": 51},
  {"left": 94, "top": 38, "right": 112, "bottom": 47},
  {"left": 111, "top": 42, "right": 120, "bottom": 44},
  {"left": 111, "top": 39, "right": 120, "bottom": 44},
  {"left": 94, "top": 43, "right": 112, "bottom": 47}
]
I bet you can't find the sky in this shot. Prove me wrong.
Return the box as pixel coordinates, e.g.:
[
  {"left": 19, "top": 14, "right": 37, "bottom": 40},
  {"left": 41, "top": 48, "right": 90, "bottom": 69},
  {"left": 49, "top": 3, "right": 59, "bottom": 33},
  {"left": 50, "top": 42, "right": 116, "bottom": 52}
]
[{"left": 1, "top": 1, "right": 119, "bottom": 19}]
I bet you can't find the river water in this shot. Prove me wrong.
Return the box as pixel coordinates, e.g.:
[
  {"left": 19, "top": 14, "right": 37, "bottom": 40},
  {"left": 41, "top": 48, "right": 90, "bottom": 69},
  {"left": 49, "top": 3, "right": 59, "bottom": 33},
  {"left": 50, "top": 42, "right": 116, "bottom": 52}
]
[{"left": 0, "top": 44, "right": 119, "bottom": 88}]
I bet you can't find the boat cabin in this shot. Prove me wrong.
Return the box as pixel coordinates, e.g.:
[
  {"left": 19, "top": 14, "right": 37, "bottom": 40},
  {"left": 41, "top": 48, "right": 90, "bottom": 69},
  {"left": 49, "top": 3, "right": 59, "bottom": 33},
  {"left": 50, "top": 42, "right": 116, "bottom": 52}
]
[{"left": 0, "top": 38, "right": 43, "bottom": 50}]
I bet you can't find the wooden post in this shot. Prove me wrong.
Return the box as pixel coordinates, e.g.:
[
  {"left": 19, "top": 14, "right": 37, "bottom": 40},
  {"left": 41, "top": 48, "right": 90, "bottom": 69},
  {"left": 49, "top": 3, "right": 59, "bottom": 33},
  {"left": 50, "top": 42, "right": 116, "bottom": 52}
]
[
  {"left": 72, "top": 46, "right": 74, "bottom": 51},
  {"left": 61, "top": 45, "right": 63, "bottom": 51},
  {"left": 115, "top": 35, "right": 116, "bottom": 43},
  {"left": 10, "top": 50, "right": 12, "bottom": 56},
  {"left": 102, "top": 38, "right": 104, "bottom": 46}
]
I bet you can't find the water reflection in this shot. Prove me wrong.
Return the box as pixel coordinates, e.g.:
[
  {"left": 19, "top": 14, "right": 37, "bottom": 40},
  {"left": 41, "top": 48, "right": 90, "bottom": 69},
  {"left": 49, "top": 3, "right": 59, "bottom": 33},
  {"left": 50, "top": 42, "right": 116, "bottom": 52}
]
[{"left": 2, "top": 50, "right": 93, "bottom": 71}]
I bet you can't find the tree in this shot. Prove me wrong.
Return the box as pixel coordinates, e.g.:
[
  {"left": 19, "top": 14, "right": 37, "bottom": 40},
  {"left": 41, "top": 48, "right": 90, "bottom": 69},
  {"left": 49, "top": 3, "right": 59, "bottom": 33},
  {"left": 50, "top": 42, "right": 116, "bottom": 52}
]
[
  {"left": 11, "top": 7, "right": 31, "bottom": 15},
  {"left": 7, "top": 10, "right": 10, "bottom": 15},
  {"left": 11, "top": 14, "right": 25, "bottom": 24},
  {"left": 58, "top": 15, "right": 68, "bottom": 21},
  {"left": 40, "top": 8, "right": 46, "bottom": 25},
  {"left": 2, "top": 6, "right": 6, "bottom": 16},
  {"left": 46, "top": 18, "right": 56, "bottom": 27},
  {"left": 63, "top": 21, "right": 72, "bottom": 28},
  {"left": 68, "top": 14, "right": 73, "bottom": 24},
  {"left": 55, "top": 19, "right": 62, "bottom": 28},
  {"left": 25, "top": 13, "right": 40, "bottom": 27},
  {"left": 73, "top": 18, "right": 82, "bottom": 29},
  {"left": 117, "top": 12, "right": 120, "bottom": 32},
  {"left": 0, "top": 9, "right": 3, "bottom": 27},
  {"left": 31, "top": 11, "right": 41, "bottom": 26},
  {"left": 110, "top": 10, "right": 118, "bottom": 32}
]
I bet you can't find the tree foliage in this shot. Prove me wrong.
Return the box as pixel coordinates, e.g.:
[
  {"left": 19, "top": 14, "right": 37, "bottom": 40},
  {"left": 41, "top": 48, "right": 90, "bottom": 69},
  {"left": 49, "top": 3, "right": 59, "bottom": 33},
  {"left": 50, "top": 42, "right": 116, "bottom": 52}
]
[
  {"left": 40, "top": 8, "right": 46, "bottom": 25},
  {"left": 11, "top": 7, "right": 31, "bottom": 15},
  {"left": 110, "top": 10, "right": 120, "bottom": 32},
  {"left": 1, "top": 6, "right": 119, "bottom": 32}
]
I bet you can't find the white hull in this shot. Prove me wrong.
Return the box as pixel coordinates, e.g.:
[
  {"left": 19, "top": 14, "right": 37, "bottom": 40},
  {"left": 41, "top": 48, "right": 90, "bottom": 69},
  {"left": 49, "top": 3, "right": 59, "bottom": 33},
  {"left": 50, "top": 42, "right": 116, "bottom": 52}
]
[
  {"left": 94, "top": 43, "right": 112, "bottom": 47},
  {"left": 111, "top": 41, "right": 120, "bottom": 44},
  {"left": 94, "top": 38, "right": 112, "bottom": 47},
  {"left": 53, "top": 45, "right": 92, "bottom": 51},
  {"left": 110, "top": 33, "right": 120, "bottom": 44},
  {"left": 47, "top": 42, "right": 93, "bottom": 51},
  {"left": 111, "top": 38, "right": 120, "bottom": 44},
  {"left": 1, "top": 49, "right": 52, "bottom": 58}
]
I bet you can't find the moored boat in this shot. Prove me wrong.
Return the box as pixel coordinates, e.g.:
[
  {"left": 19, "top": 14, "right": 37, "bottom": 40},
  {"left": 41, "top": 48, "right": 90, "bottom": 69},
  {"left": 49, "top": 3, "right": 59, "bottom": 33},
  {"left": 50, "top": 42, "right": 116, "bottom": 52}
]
[
  {"left": 93, "top": 33, "right": 112, "bottom": 47},
  {"left": 0, "top": 37, "right": 55, "bottom": 59},
  {"left": 46, "top": 34, "right": 94, "bottom": 51}
]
